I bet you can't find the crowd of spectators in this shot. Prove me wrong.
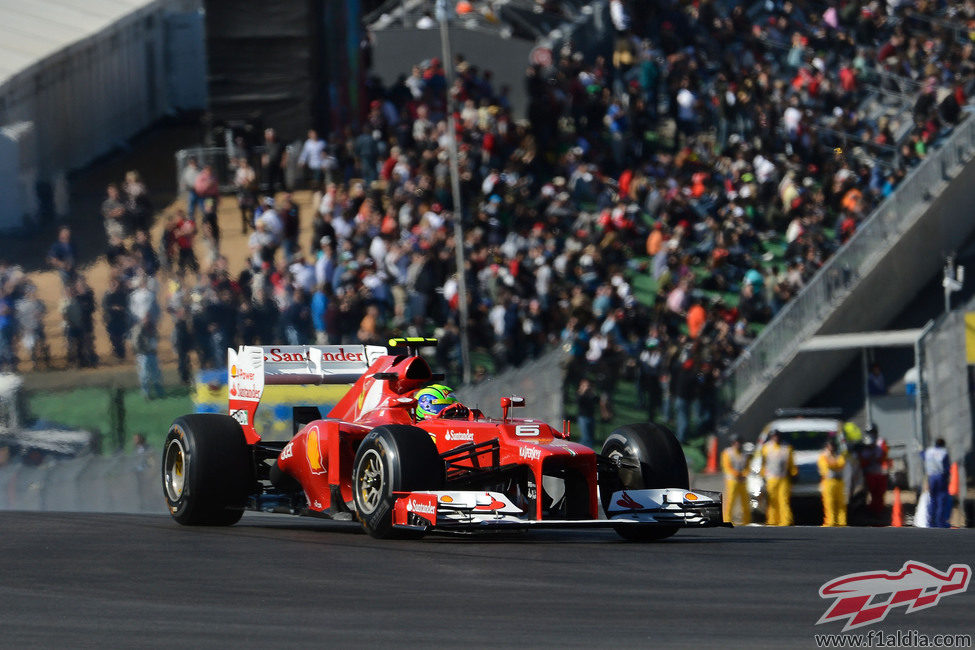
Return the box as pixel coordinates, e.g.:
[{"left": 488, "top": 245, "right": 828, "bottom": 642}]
[{"left": 1, "top": 0, "right": 974, "bottom": 441}]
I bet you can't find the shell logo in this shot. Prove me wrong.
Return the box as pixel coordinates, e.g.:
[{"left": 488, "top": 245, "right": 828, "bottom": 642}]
[{"left": 306, "top": 426, "right": 325, "bottom": 474}]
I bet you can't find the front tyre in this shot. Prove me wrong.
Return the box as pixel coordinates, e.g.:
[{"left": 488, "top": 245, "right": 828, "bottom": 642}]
[
  {"left": 163, "top": 414, "right": 254, "bottom": 525},
  {"left": 600, "top": 423, "right": 689, "bottom": 541},
  {"left": 352, "top": 425, "right": 444, "bottom": 539}
]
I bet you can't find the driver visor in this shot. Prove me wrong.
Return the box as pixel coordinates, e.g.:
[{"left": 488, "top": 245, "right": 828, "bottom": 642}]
[{"left": 427, "top": 399, "right": 455, "bottom": 415}]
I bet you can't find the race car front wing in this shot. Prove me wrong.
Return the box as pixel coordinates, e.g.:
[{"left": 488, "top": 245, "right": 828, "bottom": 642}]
[{"left": 391, "top": 488, "right": 728, "bottom": 533}]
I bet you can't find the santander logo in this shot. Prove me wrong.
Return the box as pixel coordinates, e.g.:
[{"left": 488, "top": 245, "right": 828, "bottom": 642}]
[
  {"left": 321, "top": 348, "right": 364, "bottom": 362},
  {"left": 263, "top": 347, "right": 365, "bottom": 363},
  {"left": 406, "top": 499, "right": 436, "bottom": 515},
  {"left": 264, "top": 348, "right": 309, "bottom": 363},
  {"left": 445, "top": 429, "right": 474, "bottom": 442}
]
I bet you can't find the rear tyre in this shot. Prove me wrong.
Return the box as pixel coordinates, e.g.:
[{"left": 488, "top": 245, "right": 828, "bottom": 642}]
[
  {"left": 162, "top": 414, "right": 254, "bottom": 525},
  {"left": 600, "top": 423, "right": 689, "bottom": 541},
  {"left": 352, "top": 425, "right": 444, "bottom": 539}
]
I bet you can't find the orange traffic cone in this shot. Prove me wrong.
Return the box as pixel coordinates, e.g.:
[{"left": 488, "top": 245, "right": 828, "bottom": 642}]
[
  {"left": 705, "top": 435, "right": 719, "bottom": 474},
  {"left": 948, "top": 463, "right": 959, "bottom": 496},
  {"left": 891, "top": 487, "right": 903, "bottom": 527}
]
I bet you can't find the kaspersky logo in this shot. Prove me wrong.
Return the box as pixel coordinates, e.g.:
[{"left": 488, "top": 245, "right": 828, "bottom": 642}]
[{"left": 817, "top": 561, "right": 971, "bottom": 631}]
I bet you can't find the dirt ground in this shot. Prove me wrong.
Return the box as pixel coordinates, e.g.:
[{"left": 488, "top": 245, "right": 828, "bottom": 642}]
[{"left": 10, "top": 122, "right": 321, "bottom": 391}]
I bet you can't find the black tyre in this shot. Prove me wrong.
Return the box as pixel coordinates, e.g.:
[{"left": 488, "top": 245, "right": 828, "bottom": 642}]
[
  {"left": 599, "top": 423, "right": 689, "bottom": 541},
  {"left": 162, "top": 413, "right": 254, "bottom": 525},
  {"left": 352, "top": 425, "right": 445, "bottom": 539}
]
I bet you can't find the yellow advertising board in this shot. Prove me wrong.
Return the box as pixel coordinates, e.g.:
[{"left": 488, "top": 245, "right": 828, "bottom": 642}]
[
  {"left": 194, "top": 369, "right": 348, "bottom": 441},
  {"left": 966, "top": 313, "right": 975, "bottom": 364}
]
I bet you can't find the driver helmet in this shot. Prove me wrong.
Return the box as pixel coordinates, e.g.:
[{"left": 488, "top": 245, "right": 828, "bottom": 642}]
[{"left": 415, "top": 384, "right": 458, "bottom": 420}]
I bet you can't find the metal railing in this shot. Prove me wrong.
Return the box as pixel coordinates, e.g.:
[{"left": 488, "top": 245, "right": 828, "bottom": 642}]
[
  {"left": 724, "top": 114, "right": 975, "bottom": 413},
  {"left": 174, "top": 143, "right": 301, "bottom": 195}
]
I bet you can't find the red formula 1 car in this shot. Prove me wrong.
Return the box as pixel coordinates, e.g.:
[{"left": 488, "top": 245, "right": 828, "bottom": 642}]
[{"left": 162, "top": 339, "right": 726, "bottom": 540}]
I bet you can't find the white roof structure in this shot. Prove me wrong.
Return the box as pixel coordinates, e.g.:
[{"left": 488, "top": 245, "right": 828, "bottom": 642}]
[
  {"left": 0, "top": 0, "right": 154, "bottom": 86},
  {"left": 798, "top": 328, "right": 928, "bottom": 352},
  {"left": 766, "top": 418, "right": 842, "bottom": 432}
]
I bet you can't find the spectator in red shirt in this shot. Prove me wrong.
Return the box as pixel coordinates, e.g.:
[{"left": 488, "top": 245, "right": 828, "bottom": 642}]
[{"left": 173, "top": 210, "right": 198, "bottom": 274}]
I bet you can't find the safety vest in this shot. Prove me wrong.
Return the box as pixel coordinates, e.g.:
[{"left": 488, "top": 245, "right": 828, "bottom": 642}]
[
  {"left": 820, "top": 452, "right": 844, "bottom": 480},
  {"left": 722, "top": 448, "right": 748, "bottom": 480},
  {"left": 764, "top": 443, "right": 791, "bottom": 479},
  {"left": 924, "top": 446, "right": 949, "bottom": 478}
]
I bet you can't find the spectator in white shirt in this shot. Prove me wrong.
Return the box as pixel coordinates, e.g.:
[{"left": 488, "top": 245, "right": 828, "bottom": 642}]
[
  {"left": 297, "top": 129, "right": 327, "bottom": 187},
  {"left": 257, "top": 198, "right": 283, "bottom": 243}
]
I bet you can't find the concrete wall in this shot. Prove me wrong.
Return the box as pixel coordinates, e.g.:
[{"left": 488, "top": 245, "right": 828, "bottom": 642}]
[{"left": 733, "top": 152, "right": 975, "bottom": 438}]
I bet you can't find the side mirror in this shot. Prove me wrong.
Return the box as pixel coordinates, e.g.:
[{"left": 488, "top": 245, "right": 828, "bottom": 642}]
[
  {"left": 500, "top": 396, "right": 526, "bottom": 422},
  {"left": 387, "top": 396, "right": 419, "bottom": 424},
  {"left": 387, "top": 396, "right": 417, "bottom": 409}
]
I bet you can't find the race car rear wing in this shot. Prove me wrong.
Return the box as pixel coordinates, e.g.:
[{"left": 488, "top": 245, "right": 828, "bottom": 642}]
[{"left": 227, "top": 345, "right": 387, "bottom": 443}]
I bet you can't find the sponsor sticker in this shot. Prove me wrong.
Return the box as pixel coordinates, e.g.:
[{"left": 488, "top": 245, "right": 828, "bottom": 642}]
[
  {"left": 444, "top": 429, "right": 475, "bottom": 442},
  {"left": 406, "top": 499, "right": 436, "bottom": 515},
  {"left": 232, "top": 386, "right": 262, "bottom": 400},
  {"left": 263, "top": 346, "right": 365, "bottom": 364},
  {"left": 519, "top": 446, "right": 542, "bottom": 461},
  {"left": 280, "top": 442, "right": 293, "bottom": 461},
  {"left": 474, "top": 495, "right": 507, "bottom": 511},
  {"left": 614, "top": 492, "right": 642, "bottom": 510},
  {"left": 230, "top": 409, "right": 249, "bottom": 426},
  {"left": 264, "top": 348, "right": 310, "bottom": 363},
  {"left": 306, "top": 427, "right": 325, "bottom": 475},
  {"left": 230, "top": 365, "right": 256, "bottom": 381}
]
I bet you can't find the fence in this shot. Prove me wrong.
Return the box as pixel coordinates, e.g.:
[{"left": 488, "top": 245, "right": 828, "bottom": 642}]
[
  {"left": 455, "top": 347, "right": 566, "bottom": 426},
  {"left": 174, "top": 143, "right": 302, "bottom": 195},
  {"left": 922, "top": 309, "right": 973, "bottom": 463},
  {"left": 725, "top": 115, "right": 975, "bottom": 415}
]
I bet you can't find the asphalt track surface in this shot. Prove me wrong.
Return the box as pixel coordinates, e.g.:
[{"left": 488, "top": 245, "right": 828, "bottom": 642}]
[{"left": 1, "top": 512, "right": 971, "bottom": 649}]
